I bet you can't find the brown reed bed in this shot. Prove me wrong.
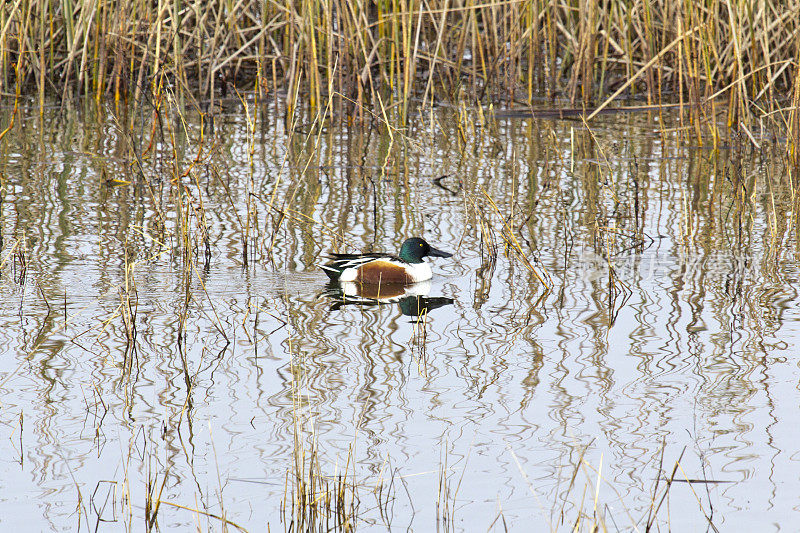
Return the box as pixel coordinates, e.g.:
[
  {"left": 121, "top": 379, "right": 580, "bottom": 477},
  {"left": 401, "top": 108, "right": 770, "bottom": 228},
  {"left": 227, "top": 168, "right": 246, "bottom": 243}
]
[{"left": 1, "top": 0, "right": 799, "bottom": 143}]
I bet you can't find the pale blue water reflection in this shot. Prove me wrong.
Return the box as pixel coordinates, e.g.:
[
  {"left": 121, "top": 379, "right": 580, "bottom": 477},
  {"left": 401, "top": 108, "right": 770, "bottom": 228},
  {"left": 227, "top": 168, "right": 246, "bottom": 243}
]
[{"left": 0, "top": 98, "right": 798, "bottom": 530}]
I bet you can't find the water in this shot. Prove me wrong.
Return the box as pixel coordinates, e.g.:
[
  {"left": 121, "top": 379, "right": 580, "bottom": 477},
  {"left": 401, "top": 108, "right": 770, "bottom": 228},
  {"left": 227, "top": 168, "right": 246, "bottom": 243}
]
[{"left": 0, "top": 98, "right": 798, "bottom": 531}]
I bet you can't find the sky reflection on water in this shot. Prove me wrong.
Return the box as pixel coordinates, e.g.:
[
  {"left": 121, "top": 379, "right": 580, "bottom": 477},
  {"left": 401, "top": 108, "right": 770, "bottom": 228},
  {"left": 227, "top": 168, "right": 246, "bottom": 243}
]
[{"left": 0, "top": 99, "right": 798, "bottom": 530}]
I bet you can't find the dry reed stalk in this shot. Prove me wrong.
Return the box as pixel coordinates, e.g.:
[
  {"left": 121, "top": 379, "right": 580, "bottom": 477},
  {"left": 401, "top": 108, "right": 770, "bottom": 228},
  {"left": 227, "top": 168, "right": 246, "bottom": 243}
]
[
  {"left": 0, "top": 0, "right": 798, "bottom": 161},
  {"left": 0, "top": 1, "right": 794, "bottom": 111}
]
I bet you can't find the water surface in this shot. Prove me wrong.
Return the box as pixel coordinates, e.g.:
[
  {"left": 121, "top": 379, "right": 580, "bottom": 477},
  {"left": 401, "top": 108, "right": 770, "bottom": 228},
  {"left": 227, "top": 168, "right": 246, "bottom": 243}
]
[{"left": 0, "top": 99, "right": 798, "bottom": 530}]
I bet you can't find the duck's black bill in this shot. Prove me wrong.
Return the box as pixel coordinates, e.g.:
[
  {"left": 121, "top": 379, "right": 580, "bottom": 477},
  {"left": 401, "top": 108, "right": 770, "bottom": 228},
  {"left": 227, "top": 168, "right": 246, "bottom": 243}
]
[{"left": 428, "top": 246, "right": 453, "bottom": 258}]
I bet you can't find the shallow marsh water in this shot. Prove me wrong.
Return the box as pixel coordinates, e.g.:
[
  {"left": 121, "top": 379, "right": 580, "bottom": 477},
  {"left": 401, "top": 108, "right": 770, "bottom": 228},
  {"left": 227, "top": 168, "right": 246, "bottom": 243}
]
[{"left": 0, "top": 98, "right": 798, "bottom": 530}]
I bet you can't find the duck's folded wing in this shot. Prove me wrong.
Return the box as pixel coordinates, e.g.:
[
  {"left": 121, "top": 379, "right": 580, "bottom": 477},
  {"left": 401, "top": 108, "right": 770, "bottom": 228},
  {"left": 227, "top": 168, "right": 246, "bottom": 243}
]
[
  {"left": 324, "top": 252, "right": 384, "bottom": 260},
  {"left": 320, "top": 255, "right": 386, "bottom": 279}
]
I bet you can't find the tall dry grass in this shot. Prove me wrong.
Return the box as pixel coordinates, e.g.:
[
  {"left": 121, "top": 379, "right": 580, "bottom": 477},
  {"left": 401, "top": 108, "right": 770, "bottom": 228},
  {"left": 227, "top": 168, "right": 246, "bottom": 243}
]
[{"left": 0, "top": 0, "right": 798, "bottom": 128}]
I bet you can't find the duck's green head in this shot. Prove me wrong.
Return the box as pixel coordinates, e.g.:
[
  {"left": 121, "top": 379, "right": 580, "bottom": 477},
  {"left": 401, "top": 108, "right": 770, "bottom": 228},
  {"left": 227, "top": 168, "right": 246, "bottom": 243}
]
[{"left": 398, "top": 237, "right": 453, "bottom": 264}]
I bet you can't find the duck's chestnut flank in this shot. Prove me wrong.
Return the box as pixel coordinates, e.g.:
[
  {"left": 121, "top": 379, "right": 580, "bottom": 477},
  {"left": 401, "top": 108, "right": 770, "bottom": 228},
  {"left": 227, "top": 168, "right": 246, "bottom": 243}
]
[{"left": 355, "top": 260, "right": 416, "bottom": 284}]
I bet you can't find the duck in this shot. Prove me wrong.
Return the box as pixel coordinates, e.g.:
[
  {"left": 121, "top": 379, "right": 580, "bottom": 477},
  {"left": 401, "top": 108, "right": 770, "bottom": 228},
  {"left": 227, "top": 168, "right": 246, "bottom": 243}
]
[{"left": 320, "top": 237, "right": 452, "bottom": 284}]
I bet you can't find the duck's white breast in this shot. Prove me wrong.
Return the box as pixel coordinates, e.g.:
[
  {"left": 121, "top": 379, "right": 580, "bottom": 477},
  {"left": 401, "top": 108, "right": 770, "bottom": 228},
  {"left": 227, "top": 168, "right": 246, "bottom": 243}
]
[{"left": 405, "top": 262, "right": 432, "bottom": 282}]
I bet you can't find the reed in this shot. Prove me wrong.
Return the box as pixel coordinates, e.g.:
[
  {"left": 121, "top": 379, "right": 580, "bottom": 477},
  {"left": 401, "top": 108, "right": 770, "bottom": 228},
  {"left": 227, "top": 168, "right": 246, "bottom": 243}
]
[
  {"left": 283, "top": 439, "right": 361, "bottom": 532},
  {"left": 1, "top": 0, "right": 798, "bottom": 137}
]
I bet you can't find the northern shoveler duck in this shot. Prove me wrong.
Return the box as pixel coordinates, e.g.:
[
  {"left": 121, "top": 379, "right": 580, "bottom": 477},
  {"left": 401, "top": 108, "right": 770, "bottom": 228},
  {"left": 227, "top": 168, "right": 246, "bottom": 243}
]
[{"left": 320, "top": 237, "right": 452, "bottom": 284}]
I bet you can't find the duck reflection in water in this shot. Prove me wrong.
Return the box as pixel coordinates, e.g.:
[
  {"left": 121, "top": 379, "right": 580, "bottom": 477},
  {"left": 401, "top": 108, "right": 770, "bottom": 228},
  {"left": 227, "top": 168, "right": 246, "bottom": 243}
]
[{"left": 323, "top": 280, "right": 454, "bottom": 319}]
